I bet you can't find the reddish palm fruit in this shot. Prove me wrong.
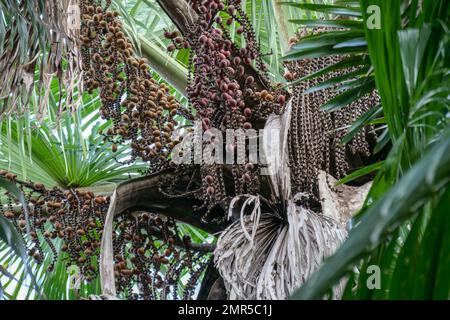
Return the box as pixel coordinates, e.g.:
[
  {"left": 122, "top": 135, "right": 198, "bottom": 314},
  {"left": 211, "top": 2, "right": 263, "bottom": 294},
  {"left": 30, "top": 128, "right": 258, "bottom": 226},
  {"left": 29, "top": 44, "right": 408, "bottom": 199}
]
[
  {"left": 228, "top": 82, "right": 238, "bottom": 90},
  {"left": 164, "top": 31, "right": 178, "bottom": 39},
  {"left": 5, "top": 173, "right": 17, "bottom": 181},
  {"left": 243, "top": 173, "right": 252, "bottom": 182},
  {"left": 205, "top": 175, "right": 214, "bottom": 184},
  {"left": 238, "top": 65, "right": 245, "bottom": 77},
  {"left": 199, "top": 35, "right": 208, "bottom": 44},
  {"left": 228, "top": 98, "right": 237, "bottom": 107},
  {"left": 167, "top": 44, "right": 176, "bottom": 52},
  {"left": 202, "top": 118, "right": 210, "bottom": 131},
  {"left": 220, "top": 83, "right": 228, "bottom": 92},
  {"left": 206, "top": 186, "right": 215, "bottom": 196},
  {"left": 120, "top": 269, "right": 132, "bottom": 276}
]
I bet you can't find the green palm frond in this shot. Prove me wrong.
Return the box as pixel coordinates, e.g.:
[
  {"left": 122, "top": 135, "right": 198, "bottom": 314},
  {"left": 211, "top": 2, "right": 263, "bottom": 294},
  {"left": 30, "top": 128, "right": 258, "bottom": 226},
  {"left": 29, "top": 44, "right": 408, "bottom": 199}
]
[
  {"left": 2, "top": 0, "right": 447, "bottom": 301},
  {"left": 292, "top": 126, "right": 450, "bottom": 299},
  {"left": 281, "top": 1, "right": 374, "bottom": 103},
  {"left": 291, "top": 0, "right": 450, "bottom": 299},
  {"left": 0, "top": 177, "right": 41, "bottom": 300},
  {"left": 0, "top": 103, "right": 146, "bottom": 190}
]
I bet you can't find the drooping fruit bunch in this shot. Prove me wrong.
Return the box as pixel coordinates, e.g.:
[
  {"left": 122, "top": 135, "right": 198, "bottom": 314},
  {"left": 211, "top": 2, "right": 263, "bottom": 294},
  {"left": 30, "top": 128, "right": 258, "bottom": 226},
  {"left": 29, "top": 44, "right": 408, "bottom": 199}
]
[
  {"left": 0, "top": 170, "right": 108, "bottom": 280},
  {"left": 285, "top": 28, "right": 380, "bottom": 204},
  {"left": 113, "top": 212, "right": 210, "bottom": 300},
  {"left": 0, "top": 170, "right": 209, "bottom": 299},
  {"left": 166, "top": 0, "right": 285, "bottom": 131},
  {"left": 80, "top": 1, "right": 192, "bottom": 171},
  {"left": 165, "top": 0, "right": 287, "bottom": 214}
]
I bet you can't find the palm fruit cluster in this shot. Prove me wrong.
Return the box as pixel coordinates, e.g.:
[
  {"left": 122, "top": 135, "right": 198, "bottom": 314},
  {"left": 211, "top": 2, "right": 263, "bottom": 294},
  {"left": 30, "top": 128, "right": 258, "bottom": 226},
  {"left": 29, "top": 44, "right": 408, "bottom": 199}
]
[
  {"left": 0, "top": 170, "right": 108, "bottom": 281},
  {"left": 285, "top": 28, "right": 380, "bottom": 204},
  {"left": 80, "top": 0, "right": 193, "bottom": 171},
  {"left": 0, "top": 170, "right": 208, "bottom": 299},
  {"left": 164, "top": 0, "right": 287, "bottom": 215},
  {"left": 113, "top": 212, "right": 210, "bottom": 300}
]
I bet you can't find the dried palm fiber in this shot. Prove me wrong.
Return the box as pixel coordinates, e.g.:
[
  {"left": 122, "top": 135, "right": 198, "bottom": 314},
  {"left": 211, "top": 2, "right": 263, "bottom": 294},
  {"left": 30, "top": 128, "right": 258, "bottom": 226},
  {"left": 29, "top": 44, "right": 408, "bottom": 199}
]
[
  {"left": 214, "top": 101, "right": 349, "bottom": 300},
  {"left": 286, "top": 28, "right": 380, "bottom": 200},
  {"left": 0, "top": 0, "right": 83, "bottom": 118},
  {"left": 214, "top": 200, "right": 347, "bottom": 300}
]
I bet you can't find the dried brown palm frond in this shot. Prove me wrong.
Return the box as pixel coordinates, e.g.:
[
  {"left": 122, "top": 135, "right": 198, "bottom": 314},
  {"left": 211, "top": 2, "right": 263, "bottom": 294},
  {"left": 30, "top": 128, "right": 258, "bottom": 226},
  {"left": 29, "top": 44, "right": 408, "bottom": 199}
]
[
  {"left": 0, "top": 0, "right": 82, "bottom": 118},
  {"left": 214, "top": 196, "right": 347, "bottom": 300}
]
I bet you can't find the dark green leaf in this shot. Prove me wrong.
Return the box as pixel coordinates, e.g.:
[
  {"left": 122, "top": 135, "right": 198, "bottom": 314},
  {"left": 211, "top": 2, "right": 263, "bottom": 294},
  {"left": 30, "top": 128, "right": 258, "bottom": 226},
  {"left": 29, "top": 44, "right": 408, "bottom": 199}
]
[
  {"left": 320, "top": 79, "right": 376, "bottom": 112},
  {"left": 290, "top": 127, "right": 450, "bottom": 299},
  {"left": 336, "top": 161, "right": 384, "bottom": 186}
]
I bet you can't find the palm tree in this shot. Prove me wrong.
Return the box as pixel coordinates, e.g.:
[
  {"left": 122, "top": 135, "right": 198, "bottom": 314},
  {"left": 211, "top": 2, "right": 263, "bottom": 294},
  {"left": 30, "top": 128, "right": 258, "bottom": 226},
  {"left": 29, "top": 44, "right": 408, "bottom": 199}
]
[{"left": 0, "top": 0, "right": 448, "bottom": 300}]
